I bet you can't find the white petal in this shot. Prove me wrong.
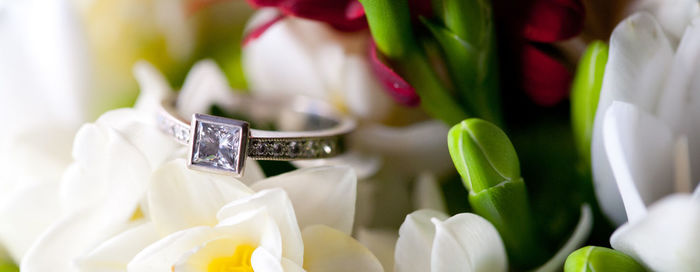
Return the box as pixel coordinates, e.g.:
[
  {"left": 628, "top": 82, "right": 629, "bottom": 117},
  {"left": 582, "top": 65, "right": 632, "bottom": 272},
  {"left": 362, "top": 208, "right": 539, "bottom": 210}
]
[
  {"left": 217, "top": 188, "right": 304, "bottom": 265},
  {"left": 413, "top": 172, "right": 447, "bottom": 213},
  {"left": 133, "top": 61, "right": 172, "bottom": 115},
  {"left": 603, "top": 102, "right": 675, "bottom": 222},
  {"left": 674, "top": 136, "right": 693, "bottom": 193},
  {"left": 148, "top": 159, "right": 253, "bottom": 235},
  {"left": 251, "top": 166, "right": 356, "bottom": 235},
  {"left": 239, "top": 159, "right": 266, "bottom": 186},
  {"left": 633, "top": 0, "right": 700, "bottom": 43},
  {"left": 657, "top": 18, "right": 700, "bottom": 186},
  {"left": 357, "top": 228, "right": 397, "bottom": 272},
  {"left": 430, "top": 213, "right": 507, "bottom": 272},
  {"left": 95, "top": 109, "right": 179, "bottom": 167},
  {"left": 21, "top": 208, "right": 133, "bottom": 272},
  {"left": 394, "top": 209, "right": 449, "bottom": 272},
  {"left": 351, "top": 121, "right": 453, "bottom": 177},
  {"left": 340, "top": 53, "right": 392, "bottom": 121},
  {"left": 131, "top": 208, "right": 281, "bottom": 272},
  {"left": 59, "top": 122, "right": 151, "bottom": 215},
  {"left": 243, "top": 17, "right": 327, "bottom": 99},
  {"left": 281, "top": 257, "right": 306, "bottom": 272},
  {"left": 532, "top": 205, "right": 593, "bottom": 272},
  {"left": 301, "top": 225, "right": 383, "bottom": 272},
  {"left": 0, "top": 181, "right": 61, "bottom": 261},
  {"left": 611, "top": 194, "right": 700, "bottom": 271},
  {"left": 177, "top": 60, "right": 236, "bottom": 117},
  {"left": 251, "top": 247, "right": 284, "bottom": 272},
  {"left": 291, "top": 151, "right": 382, "bottom": 180},
  {"left": 76, "top": 222, "right": 160, "bottom": 272},
  {"left": 591, "top": 12, "right": 675, "bottom": 225}
]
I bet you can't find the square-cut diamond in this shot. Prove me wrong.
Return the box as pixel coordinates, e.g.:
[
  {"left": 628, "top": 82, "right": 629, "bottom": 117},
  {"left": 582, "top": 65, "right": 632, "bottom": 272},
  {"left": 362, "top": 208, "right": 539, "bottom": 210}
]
[{"left": 189, "top": 114, "right": 248, "bottom": 174}]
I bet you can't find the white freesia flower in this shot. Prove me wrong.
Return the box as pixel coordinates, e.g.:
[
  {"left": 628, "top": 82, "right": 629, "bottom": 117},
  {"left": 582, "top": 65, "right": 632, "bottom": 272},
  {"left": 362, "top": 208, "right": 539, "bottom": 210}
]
[
  {"left": 591, "top": 10, "right": 700, "bottom": 271},
  {"left": 242, "top": 9, "right": 453, "bottom": 230},
  {"left": 393, "top": 204, "right": 593, "bottom": 272},
  {"left": 591, "top": 8, "right": 700, "bottom": 225}
]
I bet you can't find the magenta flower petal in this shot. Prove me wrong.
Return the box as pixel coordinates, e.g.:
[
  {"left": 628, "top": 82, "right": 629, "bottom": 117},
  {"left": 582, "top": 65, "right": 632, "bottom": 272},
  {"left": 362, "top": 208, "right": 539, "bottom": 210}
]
[
  {"left": 242, "top": 13, "right": 286, "bottom": 47},
  {"left": 248, "top": 0, "right": 367, "bottom": 31},
  {"left": 521, "top": 44, "right": 572, "bottom": 106},
  {"left": 369, "top": 40, "right": 420, "bottom": 106},
  {"left": 522, "top": 0, "right": 585, "bottom": 43}
]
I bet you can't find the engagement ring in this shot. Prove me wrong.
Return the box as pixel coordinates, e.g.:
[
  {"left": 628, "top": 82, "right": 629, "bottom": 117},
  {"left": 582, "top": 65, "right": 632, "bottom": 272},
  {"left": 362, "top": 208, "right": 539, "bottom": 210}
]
[{"left": 157, "top": 94, "right": 356, "bottom": 177}]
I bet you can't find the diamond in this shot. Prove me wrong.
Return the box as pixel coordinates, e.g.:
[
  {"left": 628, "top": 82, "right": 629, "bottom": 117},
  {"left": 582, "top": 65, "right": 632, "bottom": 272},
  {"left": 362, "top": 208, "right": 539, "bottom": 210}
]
[{"left": 192, "top": 120, "right": 242, "bottom": 172}]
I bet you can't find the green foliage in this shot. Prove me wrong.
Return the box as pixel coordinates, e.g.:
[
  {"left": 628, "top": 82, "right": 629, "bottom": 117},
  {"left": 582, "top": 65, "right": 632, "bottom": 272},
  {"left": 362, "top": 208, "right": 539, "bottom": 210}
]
[{"left": 565, "top": 246, "right": 647, "bottom": 272}]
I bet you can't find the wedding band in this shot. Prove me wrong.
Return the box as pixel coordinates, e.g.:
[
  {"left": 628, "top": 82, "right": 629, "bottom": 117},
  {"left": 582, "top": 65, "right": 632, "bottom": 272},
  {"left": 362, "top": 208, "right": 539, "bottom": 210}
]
[{"left": 157, "top": 94, "right": 356, "bottom": 177}]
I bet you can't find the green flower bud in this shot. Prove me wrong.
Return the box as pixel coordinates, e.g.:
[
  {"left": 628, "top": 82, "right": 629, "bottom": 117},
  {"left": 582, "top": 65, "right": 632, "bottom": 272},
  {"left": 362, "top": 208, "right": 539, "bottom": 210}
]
[
  {"left": 565, "top": 246, "right": 646, "bottom": 272},
  {"left": 571, "top": 41, "right": 608, "bottom": 165},
  {"left": 448, "top": 119, "right": 547, "bottom": 268},
  {"left": 448, "top": 119, "right": 519, "bottom": 192}
]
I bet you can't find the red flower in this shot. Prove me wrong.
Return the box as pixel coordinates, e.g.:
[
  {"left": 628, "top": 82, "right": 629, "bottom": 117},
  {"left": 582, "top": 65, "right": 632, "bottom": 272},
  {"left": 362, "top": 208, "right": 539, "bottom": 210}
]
[
  {"left": 494, "top": 0, "right": 585, "bottom": 106},
  {"left": 246, "top": 0, "right": 368, "bottom": 31}
]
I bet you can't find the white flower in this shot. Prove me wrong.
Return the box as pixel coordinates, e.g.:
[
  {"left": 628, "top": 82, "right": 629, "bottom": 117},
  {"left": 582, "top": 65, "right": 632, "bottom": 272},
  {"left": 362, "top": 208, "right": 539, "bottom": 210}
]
[
  {"left": 241, "top": 9, "right": 453, "bottom": 230},
  {"left": 592, "top": 9, "right": 700, "bottom": 271},
  {"left": 18, "top": 61, "right": 381, "bottom": 272},
  {"left": 591, "top": 9, "right": 700, "bottom": 225}
]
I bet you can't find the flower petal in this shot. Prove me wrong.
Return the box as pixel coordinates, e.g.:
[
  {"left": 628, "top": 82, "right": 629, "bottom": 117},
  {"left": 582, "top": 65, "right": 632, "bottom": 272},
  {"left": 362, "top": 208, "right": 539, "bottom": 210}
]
[
  {"left": 131, "top": 208, "right": 280, "bottom": 272},
  {"left": 394, "top": 209, "right": 449, "bottom": 272},
  {"left": 521, "top": 44, "right": 572, "bottom": 106},
  {"left": 176, "top": 60, "right": 236, "bottom": 118},
  {"left": 148, "top": 159, "right": 253, "bottom": 236},
  {"left": 251, "top": 247, "right": 284, "bottom": 272},
  {"left": 656, "top": 18, "right": 700, "bottom": 185},
  {"left": 591, "top": 12, "right": 674, "bottom": 225},
  {"left": 251, "top": 166, "right": 356, "bottom": 235},
  {"left": 76, "top": 222, "right": 160, "bottom": 272},
  {"left": 357, "top": 228, "right": 397, "bottom": 272},
  {"left": 301, "top": 225, "right": 383, "bottom": 272},
  {"left": 247, "top": 0, "right": 368, "bottom": 31},
  {"left": 133, "top": 61, "right": 172, "bottom": 116},
  {"left": 341, "top": 52, "right": 393, "bottom": 120},
  {"left": 430, "top": 213, "right": 507, "bottom": 272},
  {"left": 291, "top": 151, "right": 382, "bottom": 179},
  {"left": 217, "top": 188, "right": 304, "bottom": 265},
  {"left": 603, "top": 102, "right": 675, "bottom": 222},
  {"left": 633, "top": 0, "right": 700, "bottom": 44},
  {"left": 611, "top": 194, "right": 700, "bottom": 271},
  {"left": 522, "top": 0, "right": 585, "bottom": 42},
  {"left": 0, "top": 181, "right": 62, "bottom": 261},
  {"left": 369, "top": 40, "right": 419, "bottom": 106}
]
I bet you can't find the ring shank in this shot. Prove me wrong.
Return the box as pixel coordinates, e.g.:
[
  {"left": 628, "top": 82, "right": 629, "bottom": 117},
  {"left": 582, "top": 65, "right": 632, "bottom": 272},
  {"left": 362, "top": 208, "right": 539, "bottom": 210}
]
[{"left": 157, "top": 94, "right": 355, "bottom": 160}]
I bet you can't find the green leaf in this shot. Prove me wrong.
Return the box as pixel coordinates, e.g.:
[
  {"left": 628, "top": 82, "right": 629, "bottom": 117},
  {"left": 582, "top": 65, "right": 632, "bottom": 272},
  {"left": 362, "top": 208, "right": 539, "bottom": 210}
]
[
  {"left": 565, "top": 246, "right": 647, "bottom": 272},
  {"left": 571, "top": 41, "right": 608, "bottom": 166},
  {"left": 448, "top": 119, "right": 547, "bottom": 268}
]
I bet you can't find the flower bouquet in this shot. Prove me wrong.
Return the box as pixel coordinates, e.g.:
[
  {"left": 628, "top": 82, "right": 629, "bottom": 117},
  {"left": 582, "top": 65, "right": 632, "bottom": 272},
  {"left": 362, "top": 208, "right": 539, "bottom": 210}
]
[{"left": 1, "top": 0, "right": 699, "bottom": 271}]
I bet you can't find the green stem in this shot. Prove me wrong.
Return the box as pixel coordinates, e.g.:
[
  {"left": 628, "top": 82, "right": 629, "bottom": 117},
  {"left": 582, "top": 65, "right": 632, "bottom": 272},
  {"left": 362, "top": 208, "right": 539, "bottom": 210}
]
[{"left": 360, "top": 0, "right": 468, "bottom": 125}]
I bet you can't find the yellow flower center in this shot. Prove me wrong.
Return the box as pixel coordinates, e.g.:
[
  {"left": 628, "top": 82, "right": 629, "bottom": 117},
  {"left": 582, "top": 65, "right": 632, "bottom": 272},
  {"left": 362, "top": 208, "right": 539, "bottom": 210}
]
[{"left": 207, "top": 244, "right": 256, "bottom": 272}]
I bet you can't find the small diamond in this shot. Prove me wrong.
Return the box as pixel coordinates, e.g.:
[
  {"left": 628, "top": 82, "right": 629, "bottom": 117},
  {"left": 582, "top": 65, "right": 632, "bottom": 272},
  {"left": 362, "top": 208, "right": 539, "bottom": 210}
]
[
  {"left": 271, "top": 142, "right": 284, "bottom": 156},
  {"left": 322, "top": 141, "right": 333, "bottom": 154},
  {"left": 192, "top": 121, "right": 242, "bottom": 172},
  {"left": 287, "top": 141, "right": 301, "bottom": 158}
]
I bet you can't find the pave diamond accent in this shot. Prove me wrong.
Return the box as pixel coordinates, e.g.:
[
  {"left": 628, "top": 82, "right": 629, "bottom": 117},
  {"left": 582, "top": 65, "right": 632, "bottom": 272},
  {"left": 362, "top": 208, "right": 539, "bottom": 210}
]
[
  {"left": 191, "top": 119, "right": 243, "bottom": 173},
  {"left": 247, "top": 137, "right": 341, "bottom": 160}
]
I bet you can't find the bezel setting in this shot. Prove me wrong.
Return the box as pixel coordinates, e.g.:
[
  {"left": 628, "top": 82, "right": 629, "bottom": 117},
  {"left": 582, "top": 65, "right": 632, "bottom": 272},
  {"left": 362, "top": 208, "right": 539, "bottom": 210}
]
[{"left": 187, "top": 113, "right": 249, "bottom": 177}]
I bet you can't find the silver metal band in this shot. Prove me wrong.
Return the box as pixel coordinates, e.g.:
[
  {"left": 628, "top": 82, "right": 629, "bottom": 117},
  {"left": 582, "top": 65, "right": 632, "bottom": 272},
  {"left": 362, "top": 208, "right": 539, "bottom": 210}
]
[{"left": 157, "top": 94, "right": 355, "bottom": 176}]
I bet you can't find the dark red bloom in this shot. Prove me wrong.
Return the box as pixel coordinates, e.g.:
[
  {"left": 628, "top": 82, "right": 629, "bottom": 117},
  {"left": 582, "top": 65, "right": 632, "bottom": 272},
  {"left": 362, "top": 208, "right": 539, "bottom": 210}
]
[
  {"left": 494, "top": 0, "right": 585, "bottom": 106},
  {"left": 246, "top": 0, "right": 368, "bottom": 31}
]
